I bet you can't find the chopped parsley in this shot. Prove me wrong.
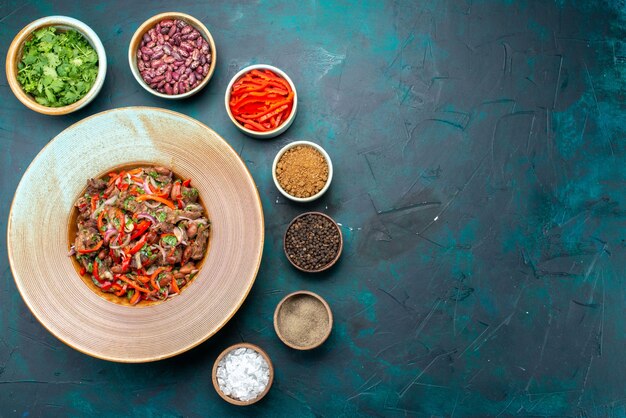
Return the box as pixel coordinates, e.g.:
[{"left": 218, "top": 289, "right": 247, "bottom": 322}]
[
  {"left": 156, "top": 212, "right": 167, "bottom": 222},
  {"left": 17, "top": 27, "right": 99, "bottom": 107},
  {"left": 162, "top": 235, "right": 177, "bottom": 247},
  {"left": 182, "top": 187, "right": 198, "bottom": 198}
]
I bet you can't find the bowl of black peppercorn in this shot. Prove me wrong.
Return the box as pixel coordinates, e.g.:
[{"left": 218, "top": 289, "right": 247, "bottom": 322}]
[{"left": 283, "top": 212, "right": 343, "bottom": 273}]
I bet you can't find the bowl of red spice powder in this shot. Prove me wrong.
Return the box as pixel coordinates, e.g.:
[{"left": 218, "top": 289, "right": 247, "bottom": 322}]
[
  {"left": 272, "top": 141, "right": 333, "bottom": 202},
  {"left": 225, "top": 64, "right": 297, "bottom": 138}
]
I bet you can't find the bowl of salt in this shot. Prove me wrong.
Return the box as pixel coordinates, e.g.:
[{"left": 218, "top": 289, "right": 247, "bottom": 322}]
[{"left": 212, "top": 342, "right": 274, "bottom": 406}]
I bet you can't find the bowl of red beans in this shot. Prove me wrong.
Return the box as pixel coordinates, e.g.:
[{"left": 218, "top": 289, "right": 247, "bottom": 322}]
[
  {"left": 128, "top": 12, "right": 216, "bottom": 99},
  {"left": 225, "top": 64, "right": 298, "bottom": 138}
]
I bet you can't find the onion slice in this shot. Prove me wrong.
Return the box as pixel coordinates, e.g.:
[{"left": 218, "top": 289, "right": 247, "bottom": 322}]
[{"left": 137, "top": 212, "right": 157, "bottom": 223}]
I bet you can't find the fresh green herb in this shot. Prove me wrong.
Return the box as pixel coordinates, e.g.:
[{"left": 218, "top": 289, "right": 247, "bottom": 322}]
[
  {"left": 156, "top": 212, "right": 167, "bottom": 222},
  {"left": 123, "top": 197, "right": 134, "bottom": 210},
  {"left": 17, "top": 27, "right": 99, "bottom": 107},
  {"left": 162, "top": 235, "right": 177, "bottom": 246},
  {"left": 87, "top": 262, "right": 93, "bottom": 273},
  {"left": 140, "top": 245, "right": 152, "bottom": 257},
  {"left": 148, "top": 171, "right": 158, "bottom": 179},
  {"left": 125, "top": 218, "right": 134, "bottom": 228},
  {"left": 182, "top": 188, "right": 198, "bottom": 198},
  {"left": 127, "top": 290, "right": 134, "bottom": 300}
]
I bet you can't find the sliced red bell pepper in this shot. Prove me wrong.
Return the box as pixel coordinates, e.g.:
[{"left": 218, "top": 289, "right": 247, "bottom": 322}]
[
  {"left": 128, "top": 235, "right": 148, "bottom": 255},
  {"left": 121, "top": 256, "right": 131, "bottom": 273},
  {"left": 130, "top": 220, "right": 151, "bottom": 240},
  {"left": 259, "top": 104, "right": 288, "bottom": 123},
  {"left": 129, "top": 290, "right": 141, "bottom": 304},
  {"left": 117, "top": 275, "right": 150, "bottom": 293},
  {"left": 113, "top": 283, "right": 126, "bottom": 297},
  {"left": 182, "top": 179, "right": 191, "bottom": 187},
  {"left": 135, "top": 194, "right": 177, "bottom": 210},
  {"left": 90, "top": 195, "right": 98, "bottom": 213},
  {"left": 170, "top": 277, "right": 180, "bottom": 294},
  {"left": 136, "top": 275, "right": 151, "bottom": 284},
  {"left": 97, "top": 211, "right": 106, "bottom": 232},
  {"left": 77, "top": 240, "right": 103, "bottom": 254},
  {"left": 92, "top": 260, "right": 103, "bottom": 283},
  {"left": 234, "top": 116, "right": 269, "bottom": 132}
]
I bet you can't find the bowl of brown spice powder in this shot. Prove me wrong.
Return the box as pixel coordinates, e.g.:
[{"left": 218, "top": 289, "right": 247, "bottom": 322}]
[
  {"left": 272, "top": 141, "right": 333, "bottom": 202},
  {"left": 274, "top": 290, "right": 333, "bottom": 350}
]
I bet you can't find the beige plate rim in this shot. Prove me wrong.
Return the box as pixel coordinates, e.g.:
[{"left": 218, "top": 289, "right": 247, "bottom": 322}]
[{"left": 6, "top": 106, "right": 265, "bottom": 362}]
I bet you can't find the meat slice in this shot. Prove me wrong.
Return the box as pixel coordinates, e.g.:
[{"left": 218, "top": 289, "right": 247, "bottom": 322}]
[{"left": 189, "top": 226, "right": 209, "bottom": 260}]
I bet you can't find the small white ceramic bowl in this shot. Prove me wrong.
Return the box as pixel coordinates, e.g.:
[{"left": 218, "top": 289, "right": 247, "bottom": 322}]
[
  {"left": 6, "top": 16, "right": 107, "bottom": 115},
  {"left": 225, "top": 64, "right": 298, "bottom": 139},
  {"left": 272, "top": 141, "right": 333, "bottom": 202}
]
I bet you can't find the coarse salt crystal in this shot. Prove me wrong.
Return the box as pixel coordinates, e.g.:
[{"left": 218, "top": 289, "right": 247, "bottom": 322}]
[{"left": 216, "top": 346, "right": 270, "bottom": 402}]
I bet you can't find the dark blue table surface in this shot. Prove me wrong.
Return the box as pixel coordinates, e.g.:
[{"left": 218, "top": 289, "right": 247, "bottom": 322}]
[{"left": 1, "top": 1, "right": 625, "bottom": 416}]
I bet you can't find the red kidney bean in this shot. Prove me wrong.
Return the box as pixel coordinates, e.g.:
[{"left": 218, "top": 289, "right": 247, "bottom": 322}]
[{"left": 138, "top": 18, "right": 211, "bottom": 95}]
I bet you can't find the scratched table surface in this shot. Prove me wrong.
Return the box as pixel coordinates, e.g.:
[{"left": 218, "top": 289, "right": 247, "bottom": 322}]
[{"left": 0, "top": 0, "right": 625, "bottom": 416}]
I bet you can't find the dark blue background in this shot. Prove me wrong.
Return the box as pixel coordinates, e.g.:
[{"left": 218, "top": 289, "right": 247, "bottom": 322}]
[{"left": 1, "top": 1, "right": 625, "bottom": 416}]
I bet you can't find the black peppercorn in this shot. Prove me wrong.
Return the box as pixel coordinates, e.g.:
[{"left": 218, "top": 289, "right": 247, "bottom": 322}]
[{"left": 284, "top": 213, "right": 342, "bottom": 271}]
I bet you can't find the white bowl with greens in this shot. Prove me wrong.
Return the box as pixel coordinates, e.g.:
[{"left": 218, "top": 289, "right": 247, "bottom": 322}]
[{"left": 6, "top": 16, "right": 107, "bottom": 116}]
